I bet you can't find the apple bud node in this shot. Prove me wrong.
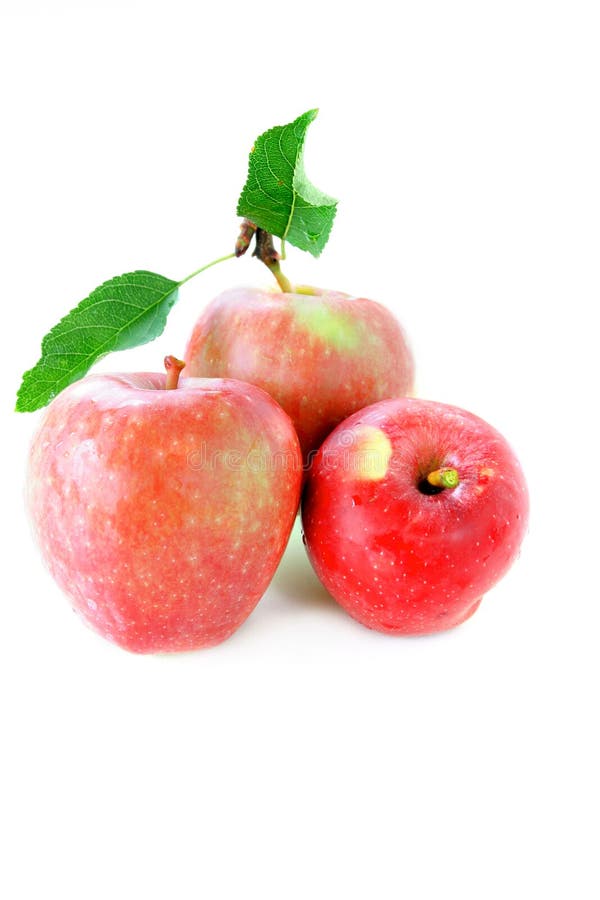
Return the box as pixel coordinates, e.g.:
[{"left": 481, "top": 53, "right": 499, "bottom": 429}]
[
  {"left": 235, "top": 219, "right": 257, "bottom": 257},
  {"left": 253, "top": 229, "right": 292, "bottom": 293}
]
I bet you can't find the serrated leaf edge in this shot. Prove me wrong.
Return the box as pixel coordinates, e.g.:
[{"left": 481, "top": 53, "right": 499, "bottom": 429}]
[{"left": 237, "top": 109, "right": 337, "bottom": 257}]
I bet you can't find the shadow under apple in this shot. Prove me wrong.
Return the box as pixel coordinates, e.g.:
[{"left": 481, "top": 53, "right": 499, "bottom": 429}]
[{"left": 271, "top": 520, "right": 344, "bottom": 616}]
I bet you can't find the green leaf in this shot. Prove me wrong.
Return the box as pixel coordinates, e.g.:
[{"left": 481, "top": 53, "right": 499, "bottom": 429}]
[
  {"left": 16, "top": 271, "right": 179, "bottom": 412},
  {"left": 237, "top": 108, "right": 337, "bottom": 257}
]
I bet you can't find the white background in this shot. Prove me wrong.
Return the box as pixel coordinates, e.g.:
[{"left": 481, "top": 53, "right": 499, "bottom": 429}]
[{"left": 1, "top": 2, "right": 598, "bottom": 897}]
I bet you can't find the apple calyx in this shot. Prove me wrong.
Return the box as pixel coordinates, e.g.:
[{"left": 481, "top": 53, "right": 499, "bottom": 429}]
[
  {"left": 164, "top": 355, "right": 186, "bottom": 390},
  {"left": 425, "top": 467, "right": 460, "bottom": 491}
]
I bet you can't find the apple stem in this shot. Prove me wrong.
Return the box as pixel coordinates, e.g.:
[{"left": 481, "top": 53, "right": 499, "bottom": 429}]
[
  {"left": 427, "top": 467, "right": 460, "bottom": 490},
  {"left": 164, "top": 356, "right": 186, "bottom": 390},
  {"left": 253, "top": 228, "right": 292, "bottom": 293}
]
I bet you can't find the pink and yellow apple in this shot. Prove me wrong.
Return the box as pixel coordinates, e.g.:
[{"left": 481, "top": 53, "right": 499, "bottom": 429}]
[
  {"left": 184, "top": 287, "right": 415, "bottom": 461},
  {"left": 27, "top": 364, "right": 302, "bottom": 652}
]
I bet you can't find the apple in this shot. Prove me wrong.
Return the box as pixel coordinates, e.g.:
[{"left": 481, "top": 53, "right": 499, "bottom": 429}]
[
  {"left": 184, "top": 287, "right": 415, "bottom": 461},
  {"left": 301, "top": 397, "right": 529, "bottom": 635},
  {"left": 27, "top": 358, "right": 302, "bottom": 653}
]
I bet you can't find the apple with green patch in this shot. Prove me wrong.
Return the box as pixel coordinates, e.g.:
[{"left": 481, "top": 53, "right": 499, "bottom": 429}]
[
  {"left": 27, "top": 357, "right": 302, "bottom": 653},
  {"left": 184, "top": 286, "right": 415, "bottom": 461}
]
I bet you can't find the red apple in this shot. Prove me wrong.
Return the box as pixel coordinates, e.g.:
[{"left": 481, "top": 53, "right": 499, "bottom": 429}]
[
  {"left": 27, "top": 361, "right": 302, "bottom": 653},
  {"left": 301, "top": 397, "right": 529, "bottom": 635},
  {"left": 184, "top": 287, "right": 415, "bottom": 460}
]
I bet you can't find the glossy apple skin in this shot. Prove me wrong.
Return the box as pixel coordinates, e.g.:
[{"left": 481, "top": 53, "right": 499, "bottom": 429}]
[
  {"left": 27, "top": 374, "right": 302, "bottom": 653},
  {"left": 301, "top": 398, "right": 529, "bottom": 635},
  {"left": 184, "top": 287, "right": 415, "bottom": 460}
]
